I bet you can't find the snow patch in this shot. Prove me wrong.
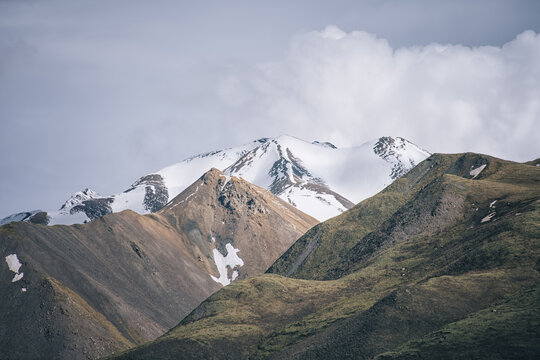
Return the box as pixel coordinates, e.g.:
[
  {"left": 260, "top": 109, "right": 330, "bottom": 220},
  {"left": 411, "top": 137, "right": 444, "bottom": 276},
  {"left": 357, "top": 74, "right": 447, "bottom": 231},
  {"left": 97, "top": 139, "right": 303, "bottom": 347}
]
[
  {"left": 110, "top": 186, "right": 149, "bottom": 214},
  {"left": 48, "top": 210, "right": 91, "bottom": 226},
  {"left": 170, "top": 186, "right": 199, "bottom": 209},
  {"left": 5, "top": 254, "right": 22, "bottom": 273},
  {"left": 219, "top": 174, "right": 231, "bottom": 192},
  {"left": 470, "top": 164, "right": 487, "bottom": 179},
  {"left": 210, "top": 243, "right": 244, "bottom": 286},
  {"left": 279, "top": 186, "right": 348, "bottom": 221},
  {"left": 5, "top": 254, "right": 24, "bottom": 282},
  {"left": 481, "top": 212, "right": 496, "bottom": 223},
  {"left": 489, "top": 200, "right": 497, "bottom": 208}
]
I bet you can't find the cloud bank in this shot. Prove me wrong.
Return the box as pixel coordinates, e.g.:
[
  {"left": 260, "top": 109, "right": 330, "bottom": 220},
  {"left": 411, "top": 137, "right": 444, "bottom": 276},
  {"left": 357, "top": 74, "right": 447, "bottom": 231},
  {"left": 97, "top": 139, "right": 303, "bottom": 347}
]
[
  {"left": 1, "top": 3, "right": 539, "bottom": 217},
  {"left": 217, "top": 26, "right": 540, "bottom": 161}
]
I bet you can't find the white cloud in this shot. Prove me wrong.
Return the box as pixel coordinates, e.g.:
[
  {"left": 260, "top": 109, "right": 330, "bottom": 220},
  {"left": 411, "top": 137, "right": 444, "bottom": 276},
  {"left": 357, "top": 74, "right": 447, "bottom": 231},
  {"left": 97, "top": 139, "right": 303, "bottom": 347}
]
[{"left": 217, "top": 26, "right": 540, "bottom": 161}]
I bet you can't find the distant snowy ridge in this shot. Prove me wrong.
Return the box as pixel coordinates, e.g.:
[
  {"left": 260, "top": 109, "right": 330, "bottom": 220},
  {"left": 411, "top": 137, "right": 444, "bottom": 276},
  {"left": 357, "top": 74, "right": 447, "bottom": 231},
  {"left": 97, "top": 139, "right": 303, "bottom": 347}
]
[
  {"left": 1, "top": 135, "right": 430, "bottom": 225},
  {"left": 154, "top": 135, "right": 429, "bottom": 220},
  {"left": 0, "top": 210, "right": 42, "bottom": 226},
  {"left": 59, "top": 188, "right": 102, "bottom": 213}
]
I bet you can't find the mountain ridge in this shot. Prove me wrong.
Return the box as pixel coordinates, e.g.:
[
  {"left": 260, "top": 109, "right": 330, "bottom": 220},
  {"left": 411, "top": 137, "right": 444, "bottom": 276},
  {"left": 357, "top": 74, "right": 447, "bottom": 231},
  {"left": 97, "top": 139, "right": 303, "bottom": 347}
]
[{"left": 1, "top": 135, "right": 430, "bottom": 225}]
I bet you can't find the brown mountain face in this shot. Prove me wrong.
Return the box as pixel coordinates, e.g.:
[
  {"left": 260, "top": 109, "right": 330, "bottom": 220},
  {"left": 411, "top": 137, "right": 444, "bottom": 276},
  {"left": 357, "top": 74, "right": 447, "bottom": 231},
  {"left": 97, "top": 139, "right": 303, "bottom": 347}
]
[
  {"left": 0, "top": 168, "right": 317, "bottom": 360},
  {"left": 159, "top": 168, "right": 318, "bottom": 281}
]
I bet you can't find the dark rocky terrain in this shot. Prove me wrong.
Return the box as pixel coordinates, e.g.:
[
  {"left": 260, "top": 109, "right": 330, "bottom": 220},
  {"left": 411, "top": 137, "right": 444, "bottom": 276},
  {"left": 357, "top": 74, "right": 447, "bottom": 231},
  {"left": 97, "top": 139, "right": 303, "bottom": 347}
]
[
  {"left": 68, "top": 175, "right": 169, "bottom": 220},
  {"left": 110, "top": 153, "right": 540, "bottom": 359},
  {"left": 125, "top": 174, "right": 169, "bottom": 213},
  {"left": 0, "top": 168, "right": 317, "bottom": 360}
]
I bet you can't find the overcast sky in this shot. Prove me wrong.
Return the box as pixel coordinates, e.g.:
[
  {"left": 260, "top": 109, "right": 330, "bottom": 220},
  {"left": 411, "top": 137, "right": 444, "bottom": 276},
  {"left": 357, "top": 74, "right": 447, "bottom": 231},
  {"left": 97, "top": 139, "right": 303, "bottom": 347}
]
[{"left": 1, "top": 0, "right": 539, "bottom": 217}]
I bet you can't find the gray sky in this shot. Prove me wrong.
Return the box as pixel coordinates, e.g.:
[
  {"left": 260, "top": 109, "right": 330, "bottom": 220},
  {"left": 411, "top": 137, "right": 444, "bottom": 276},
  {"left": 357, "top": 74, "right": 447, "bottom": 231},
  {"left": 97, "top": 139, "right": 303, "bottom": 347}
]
[{"left": 1, "top": 0, "right": 539, "bottom": 217}]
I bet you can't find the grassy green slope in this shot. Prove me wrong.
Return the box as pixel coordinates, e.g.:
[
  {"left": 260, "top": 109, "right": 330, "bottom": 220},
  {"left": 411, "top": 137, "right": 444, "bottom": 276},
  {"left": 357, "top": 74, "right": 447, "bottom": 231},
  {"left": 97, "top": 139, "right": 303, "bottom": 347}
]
[
  {"left": 109, "top": 153, "right": 540, "bottom": 359},
  {"left": 268, "top": 153, "right": 539, "bottom": 280}
]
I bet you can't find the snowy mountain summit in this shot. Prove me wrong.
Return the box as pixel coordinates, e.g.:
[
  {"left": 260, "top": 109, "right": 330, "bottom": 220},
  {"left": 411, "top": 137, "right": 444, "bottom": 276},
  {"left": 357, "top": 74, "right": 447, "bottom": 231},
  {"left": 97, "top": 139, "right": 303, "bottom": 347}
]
[
  {"left": 215, "top": 135, "right": 429, "bottom": 219},
  {"left": 1, "top": 135, "right": 430, "bottom": 225}
]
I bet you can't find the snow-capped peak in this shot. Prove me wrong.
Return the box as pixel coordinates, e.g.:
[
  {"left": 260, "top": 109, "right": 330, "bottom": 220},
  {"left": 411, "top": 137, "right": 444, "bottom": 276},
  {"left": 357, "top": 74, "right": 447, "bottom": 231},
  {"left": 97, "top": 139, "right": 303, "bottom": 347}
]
[
  {"left": 372, "top": 136, "right": 431, "bottom": 179},
  {"left": 59, "top": 188, "right": 103, "bottom": 214}
]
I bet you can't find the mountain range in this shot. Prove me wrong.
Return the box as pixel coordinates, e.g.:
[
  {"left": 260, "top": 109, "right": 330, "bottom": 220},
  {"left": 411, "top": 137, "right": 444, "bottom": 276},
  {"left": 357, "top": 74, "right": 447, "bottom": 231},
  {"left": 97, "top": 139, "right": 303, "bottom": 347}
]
[
  {"left": 0, "top": 135, "right": 430, "bottom": 225},
  {"left": 2, "top": 136, "right": 538, "bottom": 359},
  {"left": 109, "top": 152, "right": 540, "bottom": 360}
]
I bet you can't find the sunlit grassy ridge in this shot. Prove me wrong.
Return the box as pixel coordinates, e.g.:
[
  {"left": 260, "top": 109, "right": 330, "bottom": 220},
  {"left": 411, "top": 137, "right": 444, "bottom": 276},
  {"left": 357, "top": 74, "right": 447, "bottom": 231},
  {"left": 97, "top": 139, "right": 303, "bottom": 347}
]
[{"left": 269, "top": 153, "right": 539, "bottom": 280}]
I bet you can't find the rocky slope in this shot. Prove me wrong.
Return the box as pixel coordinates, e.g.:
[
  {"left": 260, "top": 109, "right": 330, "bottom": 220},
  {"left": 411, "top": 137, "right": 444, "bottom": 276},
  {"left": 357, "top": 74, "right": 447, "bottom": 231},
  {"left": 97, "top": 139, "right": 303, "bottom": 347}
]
[
  {"left": 1, "top": 135, "right": 430, "bottom": 224},
  {"left": 0, "top": 169, "right": 317, "bottom": 360},
  {"left": 157, "top": 168, "right": 318, "bottom": 284},
  {"left": 110, "top": 153, "right": 540, "bottom": 359}
]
